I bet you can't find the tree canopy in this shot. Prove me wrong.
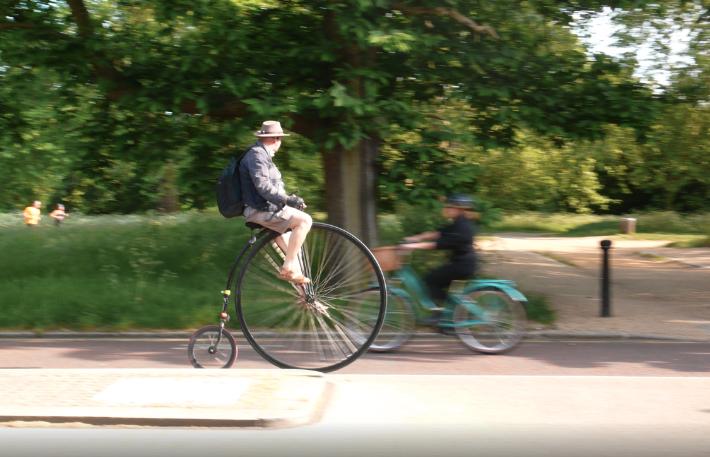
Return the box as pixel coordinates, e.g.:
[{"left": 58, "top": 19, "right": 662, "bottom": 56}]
[{"left": 1, "top": 1, "right": 707, "bottom": 240}]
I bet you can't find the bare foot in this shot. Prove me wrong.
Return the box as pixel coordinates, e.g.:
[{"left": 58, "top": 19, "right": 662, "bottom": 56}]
[{"left": 279, "top": 269, "right": 311, "bottom": 285}]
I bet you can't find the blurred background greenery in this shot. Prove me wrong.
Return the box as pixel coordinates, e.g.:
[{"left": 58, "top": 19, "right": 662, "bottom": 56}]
[
  {"left": 1, "top": 1, "right": 708, "bottom": 223},
  {"left": 0, "top": 1, "right": 708, "bottom": 329}
]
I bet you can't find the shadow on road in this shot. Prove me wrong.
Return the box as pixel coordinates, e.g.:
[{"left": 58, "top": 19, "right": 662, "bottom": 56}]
[{"left": 1, "top": 338, "right": 708, "bottom": 375}]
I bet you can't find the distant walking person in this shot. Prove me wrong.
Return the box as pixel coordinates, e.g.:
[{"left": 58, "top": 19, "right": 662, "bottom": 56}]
[
  {"left": 240, "top": 120, "right": 313, "bottom": 284},
  {"left": 23, "top": 200, "right": 42, "bottom": 228},
  {"left": 49, "top": 204, "right": 67, "bottom": 227}
]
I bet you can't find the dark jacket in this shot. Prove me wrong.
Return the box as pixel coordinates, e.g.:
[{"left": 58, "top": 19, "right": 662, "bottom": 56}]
[
  {"left": 239, "top": 143, "right": 288, "bottom": 212},
  {"left": 436, "top": 215, "right": 476, "bottom": 264}
]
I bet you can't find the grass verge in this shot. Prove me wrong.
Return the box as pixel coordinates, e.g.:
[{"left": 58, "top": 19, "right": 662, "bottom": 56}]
[
  {"left": 523, "top": 292, "right": 556, "bottom": 325},
  {"left": 532, "top": 251, "right": 579, "bottom": 268},
  {"left": 2, "top": 210, "right": 705, "bottom": 330},
  {"left": 668, "top": 236, "right": 710, "bottom": 248},
  {"left": 0, "top": 211, "right": 251, "bottom": 331},
  {"left": 487, "top": 211, "right": 710, "bottom": 238}
]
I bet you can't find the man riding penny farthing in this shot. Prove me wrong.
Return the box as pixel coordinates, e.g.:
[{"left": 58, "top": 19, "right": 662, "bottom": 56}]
[{"left": 188, "top": 121, "right": 387, "bottom": 372}]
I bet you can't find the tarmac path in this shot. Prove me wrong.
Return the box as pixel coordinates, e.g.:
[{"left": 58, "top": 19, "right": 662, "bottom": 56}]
[{"left": 1, "top": 337, "right": 708, "bottom": 376}]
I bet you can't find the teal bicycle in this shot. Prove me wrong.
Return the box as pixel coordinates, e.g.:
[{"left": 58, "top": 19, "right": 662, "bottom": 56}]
[{"left": 368, "top": 245, "right": 527, "bottom": 353}]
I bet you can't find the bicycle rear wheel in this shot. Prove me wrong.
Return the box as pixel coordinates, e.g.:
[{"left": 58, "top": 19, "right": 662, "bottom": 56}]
[
  {"left": 188, "top": 325, "right": 237, "bottom": 368},
  {"left": 236, "top": 222, "right": 387, "bottom": 372},
  {"left": 453, "top": 289, "right": 526, "bottom": 354}
]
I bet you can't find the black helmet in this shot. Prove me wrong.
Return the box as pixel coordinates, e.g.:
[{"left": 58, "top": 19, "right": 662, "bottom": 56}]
[{"left": 444, "top": 193, "right": 475, "bottom": 209}]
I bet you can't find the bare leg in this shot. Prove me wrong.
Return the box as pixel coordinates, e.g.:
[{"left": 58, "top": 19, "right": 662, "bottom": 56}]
[
  {"left": 275, "top": 232, "right": 305, "bottom": 280},
  {"left": 279, "top": 211, "right": 312, "bottom": 283},
  {"left": 275, "top": 232, "right": 290, "bottom": 255}
]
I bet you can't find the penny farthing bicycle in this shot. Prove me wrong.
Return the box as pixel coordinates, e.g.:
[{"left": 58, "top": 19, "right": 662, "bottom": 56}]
[{"left": 188, "top": 221, "right": 388, "bottom": 372}]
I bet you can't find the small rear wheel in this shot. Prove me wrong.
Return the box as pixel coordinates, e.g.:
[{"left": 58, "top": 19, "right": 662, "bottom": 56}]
[
  {"left": 188, "top": 325, "right": 237, "bottom": 368},
  {"left": 453, "top": 289, "right": 526, "bottom": 354}
]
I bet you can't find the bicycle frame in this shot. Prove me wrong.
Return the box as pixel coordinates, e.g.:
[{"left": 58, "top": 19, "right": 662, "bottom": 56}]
[
  {"left": 221, "top": 230, "right": 262, "bottom": 308},
  {"left": 208, "top": 227, "right": 267, "bottom": 346},
  {"left": 388, "top": 264, "right": 527, "bottom": 328}
]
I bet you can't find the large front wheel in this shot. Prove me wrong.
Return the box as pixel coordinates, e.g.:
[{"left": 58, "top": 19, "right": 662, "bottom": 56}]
[
  {"left": 236, "top": 222, "right": 387, "bottom": 372},
  {"left": 453, "top": 289, "right": 526, "bottom": 354}
]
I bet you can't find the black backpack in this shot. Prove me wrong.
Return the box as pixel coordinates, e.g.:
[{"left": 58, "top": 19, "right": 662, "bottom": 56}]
[{"left": 215, "top": 149, "right": 249, "bottom": 218}]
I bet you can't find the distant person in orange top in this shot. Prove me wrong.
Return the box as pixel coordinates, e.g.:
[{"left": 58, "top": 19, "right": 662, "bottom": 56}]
[
  {"left": 23, "top": 200, "right": 42, "bottom": 227},
  {"left": 49, "top": 204, "right": 67, "bottom": 227}
]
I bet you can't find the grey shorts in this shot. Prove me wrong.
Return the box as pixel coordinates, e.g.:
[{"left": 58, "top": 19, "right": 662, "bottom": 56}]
[{"left": 244, "top": 205, "right": 299, "bottom": 234}]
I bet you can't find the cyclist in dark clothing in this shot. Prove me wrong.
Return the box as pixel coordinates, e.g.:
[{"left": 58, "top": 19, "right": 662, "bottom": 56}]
[{"left": 400, "top": 194, "right": 478, "bottom": 309}]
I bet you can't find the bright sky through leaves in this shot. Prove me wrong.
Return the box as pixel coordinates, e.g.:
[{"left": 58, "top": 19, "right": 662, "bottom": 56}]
[{"left": 573, "top": 7, "right": 694, "bottom": 88}]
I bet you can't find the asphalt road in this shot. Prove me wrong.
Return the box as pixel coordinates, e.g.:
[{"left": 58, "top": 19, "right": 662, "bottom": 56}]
[
  {"left": 0, "top": 336, "right": 708, "bottom": 375},
  {"left": 1, "top": 337, "right": 709, "bottom": 457}
]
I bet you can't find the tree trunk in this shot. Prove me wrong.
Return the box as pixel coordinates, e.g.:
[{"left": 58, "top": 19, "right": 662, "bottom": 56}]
[
  {"left": 323, "top": 138, "right": 380, "bottom": 247},
  {"left": 157, "top": 161, "right": 180, "bottom": 213}
]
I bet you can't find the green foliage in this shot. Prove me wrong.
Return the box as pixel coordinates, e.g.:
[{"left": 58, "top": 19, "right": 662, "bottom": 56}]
[
  {"left": 475, "top": 132, "right": 613, "bottom": 213},
  {"left": 523, "top": 293, "right": 556, "bottom": 325},
  {"left": 0, "top": 0, "right": 707, "bottom": 221},
  {"left": 636, "top": 104, "right": 710, "bottom": 211}
]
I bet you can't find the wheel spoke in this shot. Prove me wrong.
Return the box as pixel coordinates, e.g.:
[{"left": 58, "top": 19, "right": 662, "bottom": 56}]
[
  {"left": 188, "top": 326, "right": 237, "bottom": 369},
  {"left": 236, "top": 223, "right": 386, "bottom": 371},
  {"left": 454, "top": 290, "right": 526, "bottom": 354}
]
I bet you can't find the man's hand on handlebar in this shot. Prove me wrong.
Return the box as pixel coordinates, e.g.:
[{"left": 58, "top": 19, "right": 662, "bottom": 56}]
[{"left": 286, "top": 195, "right": 307, "bottom": 210}]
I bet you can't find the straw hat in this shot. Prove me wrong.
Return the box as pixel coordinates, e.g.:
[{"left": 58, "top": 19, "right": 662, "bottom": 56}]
[{"left": 254, "top": 120, "right": 290, "bottom": 138}]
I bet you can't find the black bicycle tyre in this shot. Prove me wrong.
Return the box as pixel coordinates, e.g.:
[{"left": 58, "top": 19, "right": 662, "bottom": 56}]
[
  {"left": 188, "top": 325, "right": 237, "bottom": 368},
  {"left": 235, "top": 222, "right": 387, "bottom": 372}
]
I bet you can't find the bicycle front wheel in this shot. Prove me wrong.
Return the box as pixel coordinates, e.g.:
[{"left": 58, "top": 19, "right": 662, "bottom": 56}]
[
  {"left": 367, "top": 291, "right": 415, "bottom": 352},
  {"left": 454, "top": 289, "right": 526, "bottom": 354},
  {"left": 236, "top": 222, "right": 387, "bottom": 372}
]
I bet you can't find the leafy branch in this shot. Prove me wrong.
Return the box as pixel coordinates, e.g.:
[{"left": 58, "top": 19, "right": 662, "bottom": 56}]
[{"left": 393, "top": 4, "right": 499, "bottom": 39}]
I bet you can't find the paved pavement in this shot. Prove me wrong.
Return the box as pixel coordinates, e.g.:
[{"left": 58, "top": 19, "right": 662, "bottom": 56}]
[
  {"left": 2, "top": 371, "right": 709, "bottom": 457},
  {"left": 1, "top": 234, "right": 708, "bottom": 440},
  {"left": 479, "top": 234, "right": 710, "bottom": 341},
  {"left": 0, "top": 369, "right": 329, "bottom": 428}
]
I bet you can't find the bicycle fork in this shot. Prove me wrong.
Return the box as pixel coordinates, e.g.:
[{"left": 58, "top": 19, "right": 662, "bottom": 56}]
[
  {"left": 208, "top": 289, "right": 231, "bottom": 351},
  {"left": 212, "top": 229, "right": 258, "bottom": 349}
]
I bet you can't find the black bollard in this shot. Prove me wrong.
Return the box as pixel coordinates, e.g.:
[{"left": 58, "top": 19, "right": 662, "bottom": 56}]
[{"left": 600, "top": 239, "right": 612, "bottom": 317}]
